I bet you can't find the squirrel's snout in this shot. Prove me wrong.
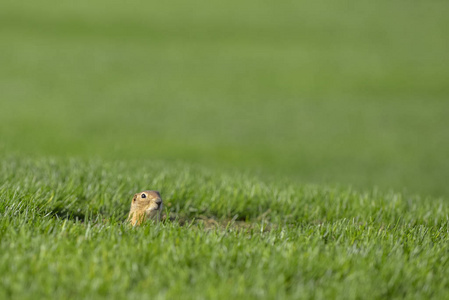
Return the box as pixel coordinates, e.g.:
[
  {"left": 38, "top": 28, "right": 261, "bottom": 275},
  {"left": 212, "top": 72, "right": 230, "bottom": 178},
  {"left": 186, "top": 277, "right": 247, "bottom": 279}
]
[{"left": 155, "top": 198, "right": 162, "bottom": 209}]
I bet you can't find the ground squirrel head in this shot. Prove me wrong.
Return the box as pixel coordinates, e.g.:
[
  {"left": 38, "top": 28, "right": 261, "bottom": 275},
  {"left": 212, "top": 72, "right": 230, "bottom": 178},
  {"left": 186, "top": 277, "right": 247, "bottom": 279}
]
[{"left": 127, "top": 190, "right": 163, "bottom": 226}]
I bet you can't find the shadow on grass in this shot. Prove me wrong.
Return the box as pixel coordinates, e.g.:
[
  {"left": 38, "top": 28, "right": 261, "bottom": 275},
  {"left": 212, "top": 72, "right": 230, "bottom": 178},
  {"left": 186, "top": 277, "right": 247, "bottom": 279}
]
[
  {"left": 48, "top": 205, "right": 91, "bottom": 222},
  {"left": 46, "top": 206, "right": 274, "bottom": 231},
  {"left": 47, "top": 205, "right": 129, "bottom": 224}
]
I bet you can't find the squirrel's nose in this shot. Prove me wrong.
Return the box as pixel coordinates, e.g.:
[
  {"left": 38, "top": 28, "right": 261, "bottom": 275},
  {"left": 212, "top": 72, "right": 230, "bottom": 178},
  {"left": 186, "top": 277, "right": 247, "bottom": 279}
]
[{"left": 155, "top": 198, "right": 162, "bottom": 208}]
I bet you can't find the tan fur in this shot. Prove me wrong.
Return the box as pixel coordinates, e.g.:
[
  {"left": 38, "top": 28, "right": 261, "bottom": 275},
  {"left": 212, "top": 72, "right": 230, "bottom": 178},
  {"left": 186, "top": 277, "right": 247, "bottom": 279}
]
[{"left": 127, "top": 190, "right": 163, "bottom": 226}]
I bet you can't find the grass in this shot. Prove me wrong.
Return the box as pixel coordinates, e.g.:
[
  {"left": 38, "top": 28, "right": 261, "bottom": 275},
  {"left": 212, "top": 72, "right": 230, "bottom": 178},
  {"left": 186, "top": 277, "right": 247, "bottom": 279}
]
[
  {"left": 1, "top": 0, "right": 449, "bottom": 298},
  {"left": 1, "top": 157, "right": 449, "bottom": 299},
  {"left": 1, "top": 0, "right": 449, "bottom": 196}
]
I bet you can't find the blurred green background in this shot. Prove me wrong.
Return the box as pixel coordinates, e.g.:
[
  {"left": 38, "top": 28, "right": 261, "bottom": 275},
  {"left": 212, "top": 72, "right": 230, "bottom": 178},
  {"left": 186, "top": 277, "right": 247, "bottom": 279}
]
[{"left": 1, "top": 0, "right": 448, "bottom": 197}]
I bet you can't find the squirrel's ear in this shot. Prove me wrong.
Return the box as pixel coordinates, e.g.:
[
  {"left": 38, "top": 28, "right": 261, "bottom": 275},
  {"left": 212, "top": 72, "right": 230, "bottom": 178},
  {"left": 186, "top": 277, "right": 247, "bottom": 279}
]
[{"left": 132, "top": 194, "right": 138, "bottom": 202}]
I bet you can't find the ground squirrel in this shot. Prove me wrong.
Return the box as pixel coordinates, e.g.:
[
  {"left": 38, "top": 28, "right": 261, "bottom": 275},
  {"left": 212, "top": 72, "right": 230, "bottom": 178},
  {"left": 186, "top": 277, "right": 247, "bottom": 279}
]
[{"left": 127, "top": 190, "right": 163, "bottom": 226}]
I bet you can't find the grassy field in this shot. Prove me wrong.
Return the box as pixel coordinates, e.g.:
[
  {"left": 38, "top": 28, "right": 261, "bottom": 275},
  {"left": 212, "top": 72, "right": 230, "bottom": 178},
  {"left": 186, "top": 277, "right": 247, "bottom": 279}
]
[
  {"left": 1, "top": 0, "right": 449, "bottom": 299},
  {"left": 1, "top": 0, "right": 449, "bottom": 196},
  {"left": 2, "top": 157, "right": 449, "bottom": 299}
]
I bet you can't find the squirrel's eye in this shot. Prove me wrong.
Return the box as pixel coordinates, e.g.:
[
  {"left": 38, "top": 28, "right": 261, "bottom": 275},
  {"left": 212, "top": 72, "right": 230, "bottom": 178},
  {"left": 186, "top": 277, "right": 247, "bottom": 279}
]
[{"left": 141, "top": 193, "right": 146, "bottom": 198}]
